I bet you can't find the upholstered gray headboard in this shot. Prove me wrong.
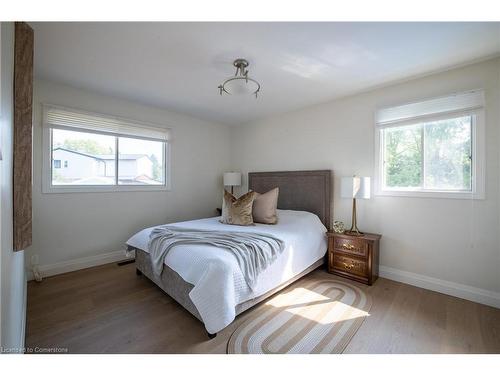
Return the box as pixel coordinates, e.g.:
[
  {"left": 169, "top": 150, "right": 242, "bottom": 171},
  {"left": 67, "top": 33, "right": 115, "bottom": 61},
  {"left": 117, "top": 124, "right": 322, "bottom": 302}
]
[{"left": 248, "top": 170, "right": 332, "bottom": 229}]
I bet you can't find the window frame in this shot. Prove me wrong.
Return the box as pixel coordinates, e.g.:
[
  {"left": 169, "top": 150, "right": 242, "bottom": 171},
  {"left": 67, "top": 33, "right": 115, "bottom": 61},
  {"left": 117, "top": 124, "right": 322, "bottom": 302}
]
[
  {"left": 42, "top": 105, "right": 172, "bottom": 194},
  {"left": 374, "top": 104, "right": 485, "bottom": 200}
]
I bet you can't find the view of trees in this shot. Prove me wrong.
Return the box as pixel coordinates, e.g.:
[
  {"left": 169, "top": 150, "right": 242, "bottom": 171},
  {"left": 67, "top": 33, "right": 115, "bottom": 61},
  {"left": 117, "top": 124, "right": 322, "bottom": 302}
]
[
  {"left": 58, "top": 139, "right": 114, "bottom": 155},
  {"left": 424, "top": 117, "right": 471, "bottom": 190},
  {"left": 384, "top": 124, "right": 422, "bottom": 188},
  {"left": 150, "top": 154, "right": 162, "bottom": 182},
  {"left": 384, "top": 116, "right": 472, "bottom": 191}
]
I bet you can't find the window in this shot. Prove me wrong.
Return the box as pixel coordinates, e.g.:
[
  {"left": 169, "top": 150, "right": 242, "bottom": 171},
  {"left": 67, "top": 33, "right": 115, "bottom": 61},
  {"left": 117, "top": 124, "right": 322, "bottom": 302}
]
[
  {"left": 375, "top": 90, "right": 485, "bottom": 199},
  {"left": 43, "top": 105, "right": 171, "bottom": 193}
]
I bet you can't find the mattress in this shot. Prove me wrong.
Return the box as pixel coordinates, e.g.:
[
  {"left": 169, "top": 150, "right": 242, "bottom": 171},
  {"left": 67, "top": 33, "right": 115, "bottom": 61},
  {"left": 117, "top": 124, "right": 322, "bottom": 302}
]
[{"left": 126, "top": 209, "right": 327, "bottom": 333}]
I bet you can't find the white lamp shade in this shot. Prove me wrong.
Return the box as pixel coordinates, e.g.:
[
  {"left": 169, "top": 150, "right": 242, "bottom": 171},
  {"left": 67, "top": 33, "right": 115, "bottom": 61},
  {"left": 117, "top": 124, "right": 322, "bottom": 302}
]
[
  {"left": 341, "top": 176, "right": 371, "bottom": 199},
  {"left": 223, "top": 172, "right": 242, "bottom": 187}
]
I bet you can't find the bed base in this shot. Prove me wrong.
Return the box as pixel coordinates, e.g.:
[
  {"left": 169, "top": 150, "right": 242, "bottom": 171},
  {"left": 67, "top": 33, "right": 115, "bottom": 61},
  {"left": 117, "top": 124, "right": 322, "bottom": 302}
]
[{"left": 131, "top": 246, "right": 324, "bottom": 338}]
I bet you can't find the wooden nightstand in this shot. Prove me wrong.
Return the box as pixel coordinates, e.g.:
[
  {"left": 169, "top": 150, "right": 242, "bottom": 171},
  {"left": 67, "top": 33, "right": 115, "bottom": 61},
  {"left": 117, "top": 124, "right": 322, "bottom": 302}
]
[{"left": 327, "top": 232, "right": 381, "bottom": 285}]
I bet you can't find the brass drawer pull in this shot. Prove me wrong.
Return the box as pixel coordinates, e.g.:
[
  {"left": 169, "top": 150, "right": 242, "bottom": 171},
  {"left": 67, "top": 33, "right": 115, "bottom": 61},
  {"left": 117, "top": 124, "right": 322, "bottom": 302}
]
[
  {"left": 342, "top": 243, "right": 356, "bottom": 251},
  {"left": 342, "top": 262, "right": 355, "bottom": 270}
]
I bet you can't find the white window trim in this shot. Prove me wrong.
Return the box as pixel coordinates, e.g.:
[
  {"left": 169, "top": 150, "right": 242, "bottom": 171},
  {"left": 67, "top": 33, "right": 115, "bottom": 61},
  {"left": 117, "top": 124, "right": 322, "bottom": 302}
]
[
  {"left": 42, "top": 104, "right": 172, "bottom": 194},
  {"left": 374, "top": 95, "right": 485, "bottom": 200}
]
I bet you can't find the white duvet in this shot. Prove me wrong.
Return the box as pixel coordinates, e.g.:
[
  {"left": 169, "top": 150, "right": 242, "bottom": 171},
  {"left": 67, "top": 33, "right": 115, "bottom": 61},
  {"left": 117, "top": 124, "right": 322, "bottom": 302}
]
[{"left": 126, "top": 209, "right": 327, "bottom": 333}]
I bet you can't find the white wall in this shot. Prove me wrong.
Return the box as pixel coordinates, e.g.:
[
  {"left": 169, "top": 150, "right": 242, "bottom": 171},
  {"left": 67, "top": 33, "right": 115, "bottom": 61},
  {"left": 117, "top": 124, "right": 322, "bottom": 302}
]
[
  {"left": 27, "top": 80, "right": 232, "bottom": 269},
  {"left": 230, "top": 58, "right": 500, "bottom": 298},
  {"left": 1, "top": 22, "right": 27, "bottom": 352}
]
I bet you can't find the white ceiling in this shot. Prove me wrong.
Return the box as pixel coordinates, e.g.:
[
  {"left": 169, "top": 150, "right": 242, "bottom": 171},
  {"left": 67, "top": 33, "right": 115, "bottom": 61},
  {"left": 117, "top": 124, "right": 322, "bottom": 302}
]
[{"left": 31, "top": 22, "right": 500, "bottom": 125}]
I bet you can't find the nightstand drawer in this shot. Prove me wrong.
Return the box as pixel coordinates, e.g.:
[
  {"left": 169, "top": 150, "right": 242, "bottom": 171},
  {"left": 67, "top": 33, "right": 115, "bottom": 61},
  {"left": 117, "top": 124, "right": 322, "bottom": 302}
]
[
  {"left": 332, "top": 253, "right": 368, "bottom": 278},
  {"left": 334, "top": 237, "right": 368, "bottom": 257}
]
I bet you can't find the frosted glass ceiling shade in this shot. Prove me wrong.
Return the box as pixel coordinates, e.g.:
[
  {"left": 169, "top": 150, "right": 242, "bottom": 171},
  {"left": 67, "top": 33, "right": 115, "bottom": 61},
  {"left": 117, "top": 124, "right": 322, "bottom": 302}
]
[
  {"left": 223, "top": 172, "right": 242, "bottom": 187},
  {"left": 223, "top": 78, "right": 260, "bottom": 96},
  {"left": 341, "top": 176, "right": 371, "bottom": 199}
]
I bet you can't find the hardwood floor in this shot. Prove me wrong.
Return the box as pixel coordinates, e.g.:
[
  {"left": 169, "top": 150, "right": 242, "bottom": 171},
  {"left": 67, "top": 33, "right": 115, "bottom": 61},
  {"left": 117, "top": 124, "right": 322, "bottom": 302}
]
[{"left": 25, "top": 262, "right": 500, "bottom": 354}]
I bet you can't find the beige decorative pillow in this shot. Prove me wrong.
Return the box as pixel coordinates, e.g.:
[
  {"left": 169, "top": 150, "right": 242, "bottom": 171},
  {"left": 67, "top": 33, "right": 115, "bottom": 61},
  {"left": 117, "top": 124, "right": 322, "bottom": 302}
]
[
  {"left": 220, "top": 190, "right": 257, "bottom": 226},
  {"left": 252, "top": 187, "right": 279, "bottom": 224}
]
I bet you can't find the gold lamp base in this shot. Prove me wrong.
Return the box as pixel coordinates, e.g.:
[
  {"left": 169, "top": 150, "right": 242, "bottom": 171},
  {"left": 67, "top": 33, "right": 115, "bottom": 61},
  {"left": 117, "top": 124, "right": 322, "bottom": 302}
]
[{"left": 346, "top": 198, "right": 364, "bottom": 237}]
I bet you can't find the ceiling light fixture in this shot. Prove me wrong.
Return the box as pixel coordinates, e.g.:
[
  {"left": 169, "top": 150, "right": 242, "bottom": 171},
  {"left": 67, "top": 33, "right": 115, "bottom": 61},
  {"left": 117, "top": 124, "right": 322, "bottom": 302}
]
[{"left": 218, "top": 59, "right": 260, "bottom": 98}]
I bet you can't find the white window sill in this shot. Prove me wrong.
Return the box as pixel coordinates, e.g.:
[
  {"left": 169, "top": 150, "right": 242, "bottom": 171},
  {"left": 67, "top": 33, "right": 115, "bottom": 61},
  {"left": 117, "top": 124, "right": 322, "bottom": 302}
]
[
  {"left": 375, "top": 189, "right": 484, "bottom": 200},
  {"left": 42, "top": 185, "right": 171, "bottom": 194}
]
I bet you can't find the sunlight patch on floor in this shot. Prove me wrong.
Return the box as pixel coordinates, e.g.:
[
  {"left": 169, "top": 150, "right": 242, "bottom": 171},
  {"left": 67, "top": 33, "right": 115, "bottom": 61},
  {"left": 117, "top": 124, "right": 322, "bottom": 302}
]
[
  {"left": 265, "top": 287, "right": 330, "bottom": 308},
  {"left": 265, "top": 287, "right": 370, "bottom": 324}
]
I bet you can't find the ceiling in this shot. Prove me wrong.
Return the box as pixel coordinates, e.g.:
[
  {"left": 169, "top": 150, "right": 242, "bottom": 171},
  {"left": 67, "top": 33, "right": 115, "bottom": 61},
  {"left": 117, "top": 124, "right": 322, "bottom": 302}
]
[{"left": 31, "top": 22, "right": 500, "bottom": 125}]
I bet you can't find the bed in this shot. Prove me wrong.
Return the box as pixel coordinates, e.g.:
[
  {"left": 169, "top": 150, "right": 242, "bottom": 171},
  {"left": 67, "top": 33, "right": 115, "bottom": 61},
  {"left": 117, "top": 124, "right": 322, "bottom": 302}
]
[{"left": 126, "top": 170, "right": 332, "bottom": 337}]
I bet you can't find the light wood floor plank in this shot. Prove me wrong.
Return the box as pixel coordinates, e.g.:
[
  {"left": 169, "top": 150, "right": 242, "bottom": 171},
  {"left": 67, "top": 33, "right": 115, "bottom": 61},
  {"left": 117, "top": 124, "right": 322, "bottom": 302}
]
[{"left": 25, "top": 263, "right": 500, "bottom": 354}]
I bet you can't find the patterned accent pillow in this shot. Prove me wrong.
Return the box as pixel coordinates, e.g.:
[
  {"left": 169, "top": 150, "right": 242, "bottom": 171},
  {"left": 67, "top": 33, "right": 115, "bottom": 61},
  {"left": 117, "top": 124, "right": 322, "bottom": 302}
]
[
  {"left": 252, "top": 187, "right": 279, "bottom": 224},
  {"left": 220, "top": 190, "right": 257, "bottom": 226}
]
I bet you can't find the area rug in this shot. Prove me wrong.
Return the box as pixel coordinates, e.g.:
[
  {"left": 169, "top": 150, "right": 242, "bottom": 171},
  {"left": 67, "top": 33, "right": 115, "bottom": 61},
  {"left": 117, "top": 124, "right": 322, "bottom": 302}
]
[{"left": 227, "top": 276, "right": 372, "bottom": 354}]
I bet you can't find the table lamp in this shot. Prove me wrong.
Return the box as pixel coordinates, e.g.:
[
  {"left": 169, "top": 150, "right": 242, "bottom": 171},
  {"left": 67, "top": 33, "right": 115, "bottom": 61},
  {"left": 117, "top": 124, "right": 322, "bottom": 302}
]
[
  {"left": 223, "top": 172, "right": 241, "bottom": 195},
  {"left": 341, "top": 176, "right": 371, "bottom": 236}
]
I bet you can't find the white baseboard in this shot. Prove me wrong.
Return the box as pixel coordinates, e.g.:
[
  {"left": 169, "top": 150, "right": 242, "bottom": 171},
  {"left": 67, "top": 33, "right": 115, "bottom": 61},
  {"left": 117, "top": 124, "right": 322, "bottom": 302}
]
[
  {"left": 28, "top": 250, "right": 132, "bottom": 281},
  {"left": 379, "top": 265, "right": 500, "bottom": 309}
]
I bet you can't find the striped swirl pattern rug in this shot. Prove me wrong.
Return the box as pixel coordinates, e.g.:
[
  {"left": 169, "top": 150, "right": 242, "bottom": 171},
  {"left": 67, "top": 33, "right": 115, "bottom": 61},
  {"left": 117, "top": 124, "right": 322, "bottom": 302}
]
[{"left": 227, "top": 276, "right": 372, "bottom": 354}]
